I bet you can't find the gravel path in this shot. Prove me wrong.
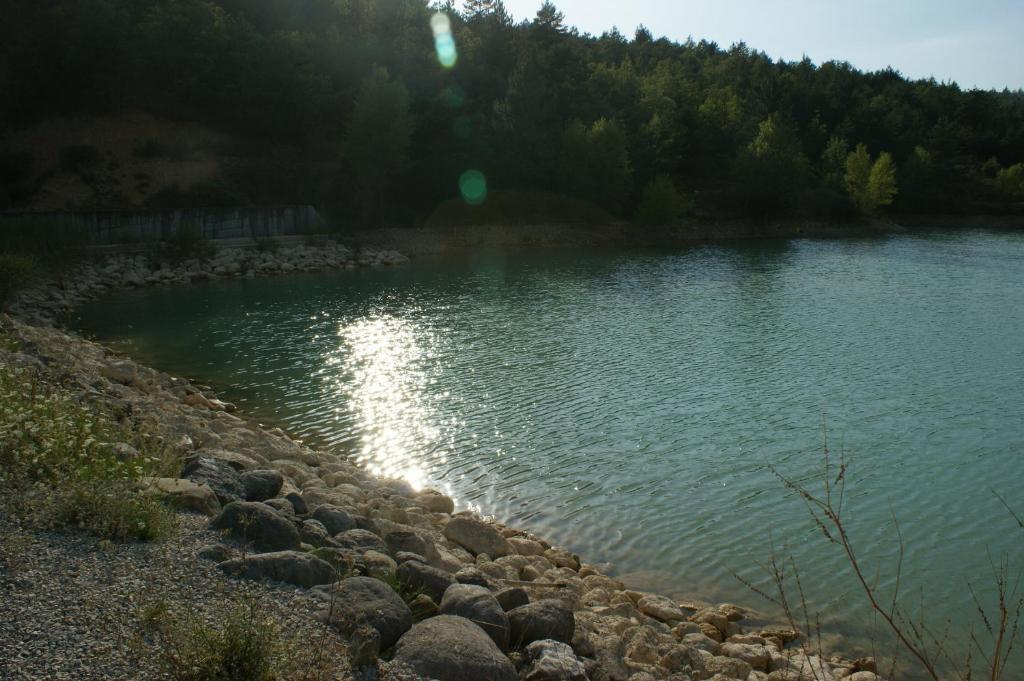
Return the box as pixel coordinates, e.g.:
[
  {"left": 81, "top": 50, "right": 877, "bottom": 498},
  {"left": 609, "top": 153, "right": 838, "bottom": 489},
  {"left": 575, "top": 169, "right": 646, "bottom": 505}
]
[{"left": 0, "top": 513, "right": 350, "bottom": 680}]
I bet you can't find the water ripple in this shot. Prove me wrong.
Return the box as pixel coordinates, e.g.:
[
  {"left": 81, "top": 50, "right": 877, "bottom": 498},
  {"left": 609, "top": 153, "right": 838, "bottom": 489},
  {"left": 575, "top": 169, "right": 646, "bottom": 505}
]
[{"left": 78, "top": 232, "right": 1024, "bottom": 670}]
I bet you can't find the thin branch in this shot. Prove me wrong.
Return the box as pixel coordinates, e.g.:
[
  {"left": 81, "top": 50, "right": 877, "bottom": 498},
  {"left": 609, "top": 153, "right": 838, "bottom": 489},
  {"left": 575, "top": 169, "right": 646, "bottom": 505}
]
[{"left": 992, "top": 489, "right": 1024, "bottom": 530}]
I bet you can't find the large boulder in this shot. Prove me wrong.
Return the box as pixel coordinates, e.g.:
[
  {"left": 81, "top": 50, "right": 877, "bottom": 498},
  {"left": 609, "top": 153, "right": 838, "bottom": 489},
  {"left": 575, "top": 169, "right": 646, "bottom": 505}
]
[
  {"left": 690, "top": 649, "right": 754, "bottom": 680},
  {"left": 309, "top": 547, "right": 365, "bottom": 576},
  {"left": 323, "top": 576, "right": 412, "bottom": 650},
  {"left": 508, "top": 600, "right": 575, "bottom": 648},
  {"left": 333, "top": 529, "right": 388, "bottom": 554},
  {"left": 392, "top": 615, "right": 517, "bottom": 681},
  {"left": 439, "top": 584, "right": 510, "bottom": 651},
  {"left": 636, "top": 593, "right": 686, "bottom": 623},
  {"left": 383, "top": 530, "right": 428, "bottom": 557},
  {"left": 522, "top": 639, "right": 588, "bottom": 681},
  {"left": 312, "top": 504, "right": 356, "bottom": 535},
  {"left": 285, "top": 491, "right": 308, "bottom": 515},
  {"left": 363, "top": 550, "right": 398, "bottom": 580},
  {"left": 139, "top": 477, "right": 220, "bottom": 516},
  {"left": 415, "top": 490, "right": 455, "bottom": 514},
  {"left": 101, "top": 360, "right": 137, "bottom": 385},
  {"left": 182, "top": 456, "right": 246, "bottom": 505},
  {"left": 209, "top": 501, "right": 301, "bottom": 552},
  {"left": 454, "top": 566, "right": 493, "bottom": 588},
  {"left": 397, "top": 560, "right": 456, "bottom": 603},
  {"left": 299, "top": 519, "right": 332, "bottom": 547},
  {"left": 240, "top": 469, "right": 284, "bottom": 502},
  {"left": 721, "top": 642, "right": 772, "bottom": 671},
  {"left": 444, "top": 516, "right": 513, "bottom": 557},
  {"left": 495, "top": 587, "right": 530, "bottom": 612},
  {"left": 218, "top": 551, "right": 336, "bottom": 588}
]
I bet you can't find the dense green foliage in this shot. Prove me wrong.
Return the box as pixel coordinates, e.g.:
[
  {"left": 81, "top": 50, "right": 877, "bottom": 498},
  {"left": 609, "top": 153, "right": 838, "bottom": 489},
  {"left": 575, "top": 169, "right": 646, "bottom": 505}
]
[
  {"left": 636, "top": 176, "right": 689, "bottom": 226},
  {"left": 3, "top": 0, "right": 1023, "bottom": 223}
]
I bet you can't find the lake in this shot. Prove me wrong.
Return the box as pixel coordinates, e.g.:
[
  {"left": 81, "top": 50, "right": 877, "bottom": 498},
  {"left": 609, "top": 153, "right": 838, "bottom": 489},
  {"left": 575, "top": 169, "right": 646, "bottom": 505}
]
[{"left": 77, "top": 229, "right": 1024, "bottom": 668}]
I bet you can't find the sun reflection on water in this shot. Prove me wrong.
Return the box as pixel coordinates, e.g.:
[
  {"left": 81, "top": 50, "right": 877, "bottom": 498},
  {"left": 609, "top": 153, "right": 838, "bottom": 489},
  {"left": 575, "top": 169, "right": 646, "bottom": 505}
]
[{"left": 328, "top": 315, "right": 443, "bottom": 491}]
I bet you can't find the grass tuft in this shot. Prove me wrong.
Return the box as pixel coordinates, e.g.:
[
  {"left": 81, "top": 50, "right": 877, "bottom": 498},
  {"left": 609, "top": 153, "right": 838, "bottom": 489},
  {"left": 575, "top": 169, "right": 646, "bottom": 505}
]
[{"left": 141, "top": 596, "right": 348, "bottom": 681}]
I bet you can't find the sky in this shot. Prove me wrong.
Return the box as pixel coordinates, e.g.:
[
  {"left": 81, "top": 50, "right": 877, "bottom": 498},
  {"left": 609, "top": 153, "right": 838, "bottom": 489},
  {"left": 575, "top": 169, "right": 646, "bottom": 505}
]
[{"left": 501, "top": 0, "right": 1024, "bottom": 91}]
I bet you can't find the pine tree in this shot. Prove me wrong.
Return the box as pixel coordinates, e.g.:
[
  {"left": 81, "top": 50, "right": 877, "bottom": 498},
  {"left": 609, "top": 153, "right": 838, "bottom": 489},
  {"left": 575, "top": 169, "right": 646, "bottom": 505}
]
[
  {"left": 344, "top": 68, "right": 414, "bottom": 226},
  {"left": 821, "top": 136, "right": 850, "bottom": 190},
  {"left": 533, "top": 2, "right": 566, "bottom": 33},
  {"left": 462, "top": 0, "right": 496, "bottom": 18}
]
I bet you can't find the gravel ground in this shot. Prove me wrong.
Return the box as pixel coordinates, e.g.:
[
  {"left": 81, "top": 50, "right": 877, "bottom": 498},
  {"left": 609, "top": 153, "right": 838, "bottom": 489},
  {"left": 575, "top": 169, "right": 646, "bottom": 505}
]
[{"left": 0, "top": 513, "right": 352, "bottom": 680}]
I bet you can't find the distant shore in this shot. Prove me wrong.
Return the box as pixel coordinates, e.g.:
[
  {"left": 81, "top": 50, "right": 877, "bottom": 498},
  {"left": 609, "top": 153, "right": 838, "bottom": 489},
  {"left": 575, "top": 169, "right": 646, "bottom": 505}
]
[{"left": 349, "top": 214, "right": 1024, "bottom": 256}]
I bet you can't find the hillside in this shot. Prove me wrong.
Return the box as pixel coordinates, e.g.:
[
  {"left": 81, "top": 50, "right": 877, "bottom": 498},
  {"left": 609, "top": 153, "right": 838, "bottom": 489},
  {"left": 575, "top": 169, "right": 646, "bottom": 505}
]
[
  {"left": 0, "top": 112, "right": 235, "bottom": 212},
  {"left": 2, "top": 0, "right": 1024, "bottom": 226}
]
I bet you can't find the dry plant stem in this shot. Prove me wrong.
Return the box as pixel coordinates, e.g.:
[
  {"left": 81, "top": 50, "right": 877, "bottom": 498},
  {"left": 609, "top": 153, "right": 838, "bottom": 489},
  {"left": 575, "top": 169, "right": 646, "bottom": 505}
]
[
  {"left": 773, "top": 455, "right": 943, "bottom": 680},
  {"left": 991, "top": 490, "right": 1024, "bottom": 531},
  {"left": 768, "top": 446, "right": 1023, "bottom": 681}
]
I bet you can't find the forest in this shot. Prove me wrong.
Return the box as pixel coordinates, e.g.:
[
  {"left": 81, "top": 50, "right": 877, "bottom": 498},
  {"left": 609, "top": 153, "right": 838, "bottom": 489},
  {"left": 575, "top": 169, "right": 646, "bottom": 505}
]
[{"left": 2, "top": 0, "right": 1024, "bottom": 227}]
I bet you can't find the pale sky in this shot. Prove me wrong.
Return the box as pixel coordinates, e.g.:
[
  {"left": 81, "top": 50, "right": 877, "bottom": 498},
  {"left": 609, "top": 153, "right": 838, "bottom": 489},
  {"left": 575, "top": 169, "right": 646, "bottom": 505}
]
[{"left": 501, "top": 0, "right": 1024, "bottom": 91}]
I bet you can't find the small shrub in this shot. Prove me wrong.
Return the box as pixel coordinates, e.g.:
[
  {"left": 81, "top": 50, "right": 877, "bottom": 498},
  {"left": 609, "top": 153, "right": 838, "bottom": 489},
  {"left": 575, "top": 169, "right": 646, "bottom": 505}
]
[
  {"left": 158, "top": 598, "right": 278, "bottom": 681},
  {"left": 59, "top": 144, "right": 100, "bottom": 173},
  {"left": 0, "top": 253, "right": 36, "bottom": 304},
  {"left": 53, "top": 480, "right": 177, "bottom": 542},
  {"left": 141, "top": 595, "right": 349, "bottom": 681},
  {"left": 141, "top": 599, "right": 171, "bottom": 633}
]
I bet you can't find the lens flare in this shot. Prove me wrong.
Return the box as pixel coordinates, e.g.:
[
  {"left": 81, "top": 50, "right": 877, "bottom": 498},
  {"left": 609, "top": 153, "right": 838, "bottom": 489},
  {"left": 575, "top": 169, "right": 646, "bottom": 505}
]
[
  {"left": 431, "top": 12, "right": 457, "bottom": 68},
  {"left": 459, "top": 170, "right": 487, "bottom": 206}
]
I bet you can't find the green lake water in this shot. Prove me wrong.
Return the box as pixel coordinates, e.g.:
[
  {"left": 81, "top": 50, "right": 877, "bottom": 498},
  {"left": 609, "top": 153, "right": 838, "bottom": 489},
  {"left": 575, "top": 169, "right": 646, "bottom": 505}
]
[{"left": 77, "top": 230, "right": 1024, "bottom": 669}]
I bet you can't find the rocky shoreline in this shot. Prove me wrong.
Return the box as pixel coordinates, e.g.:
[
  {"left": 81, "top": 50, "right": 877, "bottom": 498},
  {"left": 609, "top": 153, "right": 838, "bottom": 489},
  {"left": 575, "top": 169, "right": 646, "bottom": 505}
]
[
  {"left": 1, "top": 241, "right": 883, "bottom": 681},
  {"left": 6, "top": 239, "right": 409, "bottom": 327}
]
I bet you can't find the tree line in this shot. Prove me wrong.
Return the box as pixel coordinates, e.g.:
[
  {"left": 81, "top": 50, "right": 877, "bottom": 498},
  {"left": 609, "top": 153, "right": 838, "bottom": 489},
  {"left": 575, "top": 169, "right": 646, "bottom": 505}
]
[{"left": 2, "top": 0, "right": 1024, "bottom": 226}]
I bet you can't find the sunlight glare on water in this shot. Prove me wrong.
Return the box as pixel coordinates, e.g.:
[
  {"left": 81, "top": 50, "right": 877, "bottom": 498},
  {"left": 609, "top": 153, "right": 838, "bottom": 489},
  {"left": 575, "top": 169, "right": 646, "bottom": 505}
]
[{"left": 330, "top": 315, "right": 438, "bottom": 491}]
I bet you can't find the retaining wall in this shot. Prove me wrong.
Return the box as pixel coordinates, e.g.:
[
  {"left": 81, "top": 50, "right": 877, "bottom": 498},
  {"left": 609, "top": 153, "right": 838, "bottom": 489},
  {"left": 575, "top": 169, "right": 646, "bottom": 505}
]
[{"left": 0, "top": 205, "right": 323, "bottom": 245}]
